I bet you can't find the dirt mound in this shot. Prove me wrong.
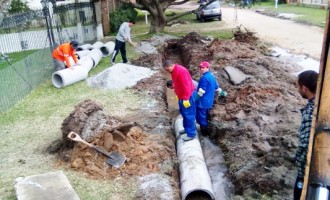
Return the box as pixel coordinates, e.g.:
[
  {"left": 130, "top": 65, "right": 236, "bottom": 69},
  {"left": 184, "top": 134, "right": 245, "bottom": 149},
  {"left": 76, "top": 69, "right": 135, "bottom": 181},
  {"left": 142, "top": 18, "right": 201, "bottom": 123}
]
[{"left": 51, "top": 99, "right": 176, "bottom": 179}]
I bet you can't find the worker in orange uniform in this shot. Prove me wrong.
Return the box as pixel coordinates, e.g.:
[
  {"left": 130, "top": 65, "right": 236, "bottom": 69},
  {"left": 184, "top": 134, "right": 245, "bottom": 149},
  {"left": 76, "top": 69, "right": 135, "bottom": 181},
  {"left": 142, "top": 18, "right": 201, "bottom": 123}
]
[{"left": 52, "top": 40, "right": 79, "bottom": 71}]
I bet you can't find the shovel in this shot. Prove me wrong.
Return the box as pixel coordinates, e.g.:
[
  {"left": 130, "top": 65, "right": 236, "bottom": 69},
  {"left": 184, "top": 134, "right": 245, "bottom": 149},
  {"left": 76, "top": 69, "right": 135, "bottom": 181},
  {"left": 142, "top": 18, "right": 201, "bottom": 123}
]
[{"left": 67, "top": 132, "right": 126, "bottom": 168}]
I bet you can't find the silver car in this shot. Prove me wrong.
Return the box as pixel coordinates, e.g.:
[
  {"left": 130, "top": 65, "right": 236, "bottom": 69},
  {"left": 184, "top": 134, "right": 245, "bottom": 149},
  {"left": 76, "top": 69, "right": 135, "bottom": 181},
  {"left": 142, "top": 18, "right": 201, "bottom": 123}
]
[{"left": 196, "top": 1, "right": 222, "bottom": 22}]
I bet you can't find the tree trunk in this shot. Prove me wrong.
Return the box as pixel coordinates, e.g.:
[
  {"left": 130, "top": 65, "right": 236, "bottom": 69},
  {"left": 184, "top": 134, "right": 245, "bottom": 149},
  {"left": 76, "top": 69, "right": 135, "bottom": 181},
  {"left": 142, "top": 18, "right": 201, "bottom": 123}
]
[{"left": 149, "top": 15, "right": 167, "bottom": 33}]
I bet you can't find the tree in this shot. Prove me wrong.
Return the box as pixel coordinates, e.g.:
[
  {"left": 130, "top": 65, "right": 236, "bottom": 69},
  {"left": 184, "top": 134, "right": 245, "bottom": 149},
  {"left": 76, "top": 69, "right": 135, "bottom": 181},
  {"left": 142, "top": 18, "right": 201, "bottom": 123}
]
[
  {"left": 117, "top": 0, "right": 196, "bottom": 33},
  {"left": 117, "top": 0, "right": 257, "bottom": 33},
  {"left": 8, "top": 0, "right": 30, "bottom": 14}
]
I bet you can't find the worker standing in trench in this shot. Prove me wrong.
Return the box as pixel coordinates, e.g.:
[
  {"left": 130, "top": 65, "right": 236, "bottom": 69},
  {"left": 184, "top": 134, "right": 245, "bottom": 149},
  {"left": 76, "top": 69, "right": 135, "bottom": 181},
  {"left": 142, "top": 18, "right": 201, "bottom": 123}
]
[
  {"left": 294, "top": 70, "right": 318, "bottom": 200},
  {"left": 52, "top": 40, "right": 79, "bottom": 71},
  {"left": 195, "top": 61, "right": 227, "bottom": 135},
  {"left": 163, "top": 60, "right": 197, "bottom": 141}
]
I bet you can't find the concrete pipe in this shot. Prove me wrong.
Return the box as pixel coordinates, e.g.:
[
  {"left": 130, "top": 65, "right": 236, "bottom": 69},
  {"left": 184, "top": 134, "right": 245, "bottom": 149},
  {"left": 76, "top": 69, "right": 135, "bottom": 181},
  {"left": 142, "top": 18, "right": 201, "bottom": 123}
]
[
  {"left": 92, "top": 41, "right": 112, "bottom": 57},
  {"left": 103, "top": 41, "right": 115, "bottom": 57},
  {"left": 174, "top": 115, "right": 215, "bottom": 200},
  {"left": 87, "top": 48, "right": 103, "bottom": 68},
  {"left": 76, "top": 44, "right": 93, "bottom": 51},
  {"left": 77, "top": 56, "right": 94, "bottom": 72},
  {"left": 75, "top": 50, "right": 90, "bottom": 59},
  {"left": 52, "top": 66, "right": 89, "bottom": 88}
]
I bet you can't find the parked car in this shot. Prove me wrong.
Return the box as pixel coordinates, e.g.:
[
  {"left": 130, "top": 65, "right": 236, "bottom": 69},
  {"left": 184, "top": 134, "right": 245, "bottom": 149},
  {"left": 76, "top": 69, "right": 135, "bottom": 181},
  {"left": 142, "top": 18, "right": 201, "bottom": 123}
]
[{"left": 195, "top": 1, "right": 222, "bottom": 22}]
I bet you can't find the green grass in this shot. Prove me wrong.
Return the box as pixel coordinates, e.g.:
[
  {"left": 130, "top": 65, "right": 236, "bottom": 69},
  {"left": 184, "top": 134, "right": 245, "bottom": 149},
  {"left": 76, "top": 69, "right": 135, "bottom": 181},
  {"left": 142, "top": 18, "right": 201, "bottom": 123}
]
[
  {"left": 0, "top": 50, "right": 37, "bottom": 70},
  {"left": 0, "top": 57, "right": 147, "bottom": 199},
  {"left": 252, "top": 2, "right": 327, "bottom": 27}
]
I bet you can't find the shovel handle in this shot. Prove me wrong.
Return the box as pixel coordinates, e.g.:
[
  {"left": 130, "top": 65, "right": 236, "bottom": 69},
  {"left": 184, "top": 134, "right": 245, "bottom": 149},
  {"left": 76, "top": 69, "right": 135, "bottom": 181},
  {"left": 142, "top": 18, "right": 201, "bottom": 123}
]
[{"left": 67, "top": 132, "right": 93, "bottom": 148}]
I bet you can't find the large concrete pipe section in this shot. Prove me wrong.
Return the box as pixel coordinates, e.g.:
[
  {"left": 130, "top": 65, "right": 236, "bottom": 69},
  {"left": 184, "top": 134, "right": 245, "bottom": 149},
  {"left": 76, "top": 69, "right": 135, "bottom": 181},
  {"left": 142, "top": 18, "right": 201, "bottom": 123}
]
[
  {"left": 103, "top": 41, "right": 115, "bottom": 57},
  {"left": 92, "top": 41, "right": 109, "bottom": 57},
  {"left": 75, "top": 50, "right": 90, "bottom": 59},
  {"left": 51, "top": 56, "right": 94, "bottom": 88},
  {"left": 87, "top": 48, "right": 103, "bottom": 68},
  {"left": 76, "top": 44, "right": 93, "bottom": 51},
  {"left": 174, "top": 115, "right": 215, "bottom": 200}
]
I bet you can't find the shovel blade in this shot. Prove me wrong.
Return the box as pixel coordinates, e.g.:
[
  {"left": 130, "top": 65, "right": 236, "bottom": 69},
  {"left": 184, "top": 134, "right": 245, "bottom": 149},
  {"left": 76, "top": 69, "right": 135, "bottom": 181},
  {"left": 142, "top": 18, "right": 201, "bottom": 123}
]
[{"left": 106, "top": 151, "right": 126, "bottom": 168}]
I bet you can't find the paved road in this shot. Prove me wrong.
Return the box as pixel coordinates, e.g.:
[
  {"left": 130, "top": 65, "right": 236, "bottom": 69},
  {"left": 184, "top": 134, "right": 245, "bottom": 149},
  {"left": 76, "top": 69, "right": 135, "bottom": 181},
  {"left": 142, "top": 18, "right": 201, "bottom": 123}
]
[{"left": 221, "top": 7, "right": 324, "bottom": 60}]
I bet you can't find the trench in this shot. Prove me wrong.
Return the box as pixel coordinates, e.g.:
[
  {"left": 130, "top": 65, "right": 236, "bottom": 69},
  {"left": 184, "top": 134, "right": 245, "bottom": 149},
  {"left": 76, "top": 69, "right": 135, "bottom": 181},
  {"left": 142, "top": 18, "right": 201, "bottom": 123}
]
[{"left": 164, "top": 41, "right": 233, "bottom": 200}]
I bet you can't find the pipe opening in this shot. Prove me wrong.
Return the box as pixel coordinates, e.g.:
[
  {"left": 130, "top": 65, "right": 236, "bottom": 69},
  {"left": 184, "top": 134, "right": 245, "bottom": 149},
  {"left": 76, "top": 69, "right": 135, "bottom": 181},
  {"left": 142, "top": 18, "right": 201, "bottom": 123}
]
[
  {"left": 185, "top": 190, "right": 214, "bottom": 200},
  {"left": 52, "top": 73, "right": 64, "bottom": 88},
  {"left": 100, "top": 46, "right": 109, "bottom": 56}
]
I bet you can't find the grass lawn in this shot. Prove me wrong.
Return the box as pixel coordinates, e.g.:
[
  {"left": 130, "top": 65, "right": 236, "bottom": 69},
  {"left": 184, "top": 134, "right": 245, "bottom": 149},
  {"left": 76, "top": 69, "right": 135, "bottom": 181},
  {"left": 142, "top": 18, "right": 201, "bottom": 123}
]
[{"left": 252, "top": 2, "right": 327, "bottom": 27}]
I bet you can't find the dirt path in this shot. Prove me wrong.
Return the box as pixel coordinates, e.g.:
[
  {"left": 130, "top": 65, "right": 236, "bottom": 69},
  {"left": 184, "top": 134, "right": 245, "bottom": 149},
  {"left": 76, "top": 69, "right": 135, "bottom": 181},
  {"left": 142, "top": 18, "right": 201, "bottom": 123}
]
[
  {"left": 221, "top": 7, "right": 324, "bottom": 59},
  {"left": 171, "top": 2, "right": 324, "bottom": 60}
]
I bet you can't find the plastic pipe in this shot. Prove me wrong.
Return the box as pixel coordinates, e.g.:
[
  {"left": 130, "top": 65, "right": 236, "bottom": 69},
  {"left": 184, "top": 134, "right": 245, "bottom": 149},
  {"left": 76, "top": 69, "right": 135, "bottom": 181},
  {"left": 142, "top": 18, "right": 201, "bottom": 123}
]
[
  {"left": 76, "top": 44, "right": 93, "bottom": 51},
  {"left": 75, "top": 50, "right": 90, "bottom": 59},
  {"left": 52, "top": 56, "right": 94, "bottom": 88},
  {"left": 87, "top": 48, "right": 103, "bottom": 68},
  {"left": 174, "top": 115, "right": 215, "bottom": 200},
  {"left": 103, "top": 41, "right": 115, "bottom": 57}
]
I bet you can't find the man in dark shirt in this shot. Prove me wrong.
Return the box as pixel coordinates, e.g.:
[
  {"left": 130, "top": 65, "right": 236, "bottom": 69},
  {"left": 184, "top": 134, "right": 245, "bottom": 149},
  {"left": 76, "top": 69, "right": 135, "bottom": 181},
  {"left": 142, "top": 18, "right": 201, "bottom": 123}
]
[{"left": 294, "top": 70, "right": 318, "bottom": 200}]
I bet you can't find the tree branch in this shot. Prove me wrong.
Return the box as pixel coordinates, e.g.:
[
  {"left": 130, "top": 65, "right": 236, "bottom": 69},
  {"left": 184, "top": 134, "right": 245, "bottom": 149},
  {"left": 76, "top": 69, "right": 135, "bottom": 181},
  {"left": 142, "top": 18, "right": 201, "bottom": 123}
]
[
  {"left": 116, "top": 0, "right": 145, "bottom": 10},
  {"left": 170, "top": 0, "right": 191, "bottom": 6}
]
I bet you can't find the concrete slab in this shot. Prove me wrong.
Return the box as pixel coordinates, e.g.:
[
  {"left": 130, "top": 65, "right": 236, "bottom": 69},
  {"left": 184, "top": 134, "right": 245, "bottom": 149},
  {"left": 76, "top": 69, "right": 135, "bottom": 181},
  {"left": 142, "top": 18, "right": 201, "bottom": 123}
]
[
  {"left": 15, "top": 171, "right": 80, "bottom": 200},
  {"left": 224, "top": 66, "right": 251, "bottom": 85}
]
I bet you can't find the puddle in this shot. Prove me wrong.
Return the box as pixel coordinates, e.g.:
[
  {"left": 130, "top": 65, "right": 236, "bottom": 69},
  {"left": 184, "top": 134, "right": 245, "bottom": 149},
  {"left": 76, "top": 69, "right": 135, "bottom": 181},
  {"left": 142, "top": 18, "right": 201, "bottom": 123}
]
[{"left": 271, "top": 46, "right": 320, "bottom": 75}]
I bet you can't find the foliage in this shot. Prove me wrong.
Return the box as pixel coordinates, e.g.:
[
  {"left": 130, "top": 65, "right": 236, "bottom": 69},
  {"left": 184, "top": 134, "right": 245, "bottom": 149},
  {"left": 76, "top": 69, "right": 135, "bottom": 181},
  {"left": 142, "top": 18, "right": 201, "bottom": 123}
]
[
  {"left": 7, "top": 0, "right": 30, "bottom": 14},
  {"left": 109, "top": 4, "right": 138, "bottom": 33}
]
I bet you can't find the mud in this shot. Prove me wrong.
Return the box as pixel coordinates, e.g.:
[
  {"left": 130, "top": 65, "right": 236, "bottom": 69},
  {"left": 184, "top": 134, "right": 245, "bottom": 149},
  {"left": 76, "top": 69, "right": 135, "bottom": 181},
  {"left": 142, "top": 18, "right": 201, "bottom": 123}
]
[{"left": 48, "top": 30, "right": 306, "bottom": 199}]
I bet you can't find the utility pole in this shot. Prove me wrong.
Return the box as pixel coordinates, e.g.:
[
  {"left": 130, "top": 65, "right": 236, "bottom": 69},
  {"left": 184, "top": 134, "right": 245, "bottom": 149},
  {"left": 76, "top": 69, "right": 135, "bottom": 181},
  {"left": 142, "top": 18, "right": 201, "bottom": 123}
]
[{"left": 301, "top": 0, "right": 330, "bottom": 199}]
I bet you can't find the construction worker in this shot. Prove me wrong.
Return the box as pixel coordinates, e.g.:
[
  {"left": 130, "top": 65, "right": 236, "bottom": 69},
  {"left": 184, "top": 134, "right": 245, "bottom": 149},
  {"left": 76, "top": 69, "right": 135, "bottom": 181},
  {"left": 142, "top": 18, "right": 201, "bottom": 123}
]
[
  {"left": 294, "top": 70, "right": 318, "bottom": 200},
  {"left": 52, "top": 40, "right": 79, "bottom": 71},
  {"left": 111, "top": 21, "right": 136, "bottom": 64},
  {"left": 163, "top": 60, "right": 197, "bottom": 141},
  {"left": 195, "top": 61, "right": 226, "bottom": 135}
]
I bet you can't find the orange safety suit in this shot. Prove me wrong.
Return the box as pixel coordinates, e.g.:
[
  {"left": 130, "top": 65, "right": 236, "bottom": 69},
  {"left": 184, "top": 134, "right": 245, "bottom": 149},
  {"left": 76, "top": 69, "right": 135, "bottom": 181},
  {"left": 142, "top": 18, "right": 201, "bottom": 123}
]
[{"left": 52, "top": 42, "right": 78, "bottom": 67}]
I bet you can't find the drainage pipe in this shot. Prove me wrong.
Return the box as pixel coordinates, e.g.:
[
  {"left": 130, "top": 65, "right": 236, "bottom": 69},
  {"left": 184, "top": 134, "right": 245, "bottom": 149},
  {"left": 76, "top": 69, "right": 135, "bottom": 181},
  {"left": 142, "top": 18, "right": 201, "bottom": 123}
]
[
  {"left": 76, "top": 44, "right": 93, "bottom": 51},
  {"left": 86, "top": 48, "right": 103, "bottom": 68},
  {"left": 51, "top": 56, "right": 94, "bottom": 88},
  {"left": 75, "top": 50, "right": 90, "bottom": 59},
  {"left": 103, "top": 41, "right": 115, "bottom": 57},
  {"left": 174, "top": 115, "right": 215, "bottom": 200}
]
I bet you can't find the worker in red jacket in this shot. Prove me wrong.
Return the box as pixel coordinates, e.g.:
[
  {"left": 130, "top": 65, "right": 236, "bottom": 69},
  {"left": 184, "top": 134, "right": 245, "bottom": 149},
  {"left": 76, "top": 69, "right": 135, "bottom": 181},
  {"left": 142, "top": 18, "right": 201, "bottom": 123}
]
[
  {"left": 163, "top": 60, "right": 197, "bottom": 141},
  {"left": 52, "top": 40, "right": 79, "bottom": 71}
]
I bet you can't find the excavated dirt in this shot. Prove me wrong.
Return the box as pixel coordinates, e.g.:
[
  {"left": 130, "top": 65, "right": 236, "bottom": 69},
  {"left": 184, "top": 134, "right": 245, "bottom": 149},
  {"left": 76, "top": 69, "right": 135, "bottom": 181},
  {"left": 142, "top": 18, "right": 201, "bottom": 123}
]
[
  {"left": 167, "top": 31, "right": 303, "bottom": 200},
  {"left": 48, "top": 30, "right": 307, "bottom": 199}
]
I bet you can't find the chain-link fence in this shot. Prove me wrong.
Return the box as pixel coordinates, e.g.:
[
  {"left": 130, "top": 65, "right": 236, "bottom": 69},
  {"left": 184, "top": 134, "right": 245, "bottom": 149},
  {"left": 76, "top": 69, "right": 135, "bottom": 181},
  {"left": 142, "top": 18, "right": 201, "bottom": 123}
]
[{"left": 0, "top": 2, "right": 97, "bottom": 113}]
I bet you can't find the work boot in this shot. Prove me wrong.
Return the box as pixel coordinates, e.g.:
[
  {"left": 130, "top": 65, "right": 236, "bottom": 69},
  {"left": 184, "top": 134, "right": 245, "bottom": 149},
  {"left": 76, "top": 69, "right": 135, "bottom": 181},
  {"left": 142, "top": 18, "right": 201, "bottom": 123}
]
[
  {"left": 181, "top": 134, "right": 196, "bottom": 142},
  {"left": 200, "top": 126, "right": 208, "bottom": 136}
]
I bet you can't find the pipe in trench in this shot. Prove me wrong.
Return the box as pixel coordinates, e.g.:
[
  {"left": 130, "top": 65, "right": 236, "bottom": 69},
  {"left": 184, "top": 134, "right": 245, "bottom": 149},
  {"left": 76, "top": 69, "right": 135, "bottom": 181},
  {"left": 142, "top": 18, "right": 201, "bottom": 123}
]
[
  {"left": 51, "top": 56, "right": 94, "bottom": 88},
  {"left": 174, "top": 115, "right": 215, "bottom": 200}
]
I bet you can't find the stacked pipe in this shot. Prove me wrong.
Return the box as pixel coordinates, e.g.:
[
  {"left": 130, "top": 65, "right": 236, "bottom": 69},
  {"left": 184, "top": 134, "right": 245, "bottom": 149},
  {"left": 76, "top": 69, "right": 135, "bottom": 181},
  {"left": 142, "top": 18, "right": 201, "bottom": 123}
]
[
  {"left": 51, "top": 41, "right": 115, "bottom": 88},
  {"left": 174, "top": 115, "right": 215, "bottom": 200}
]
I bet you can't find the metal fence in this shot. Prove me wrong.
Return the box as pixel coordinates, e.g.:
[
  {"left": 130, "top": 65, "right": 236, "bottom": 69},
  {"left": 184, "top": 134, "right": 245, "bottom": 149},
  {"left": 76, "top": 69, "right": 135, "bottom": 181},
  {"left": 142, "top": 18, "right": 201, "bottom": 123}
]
[{"left": 0, "top": 2, "right": 97, "bottom": 113}]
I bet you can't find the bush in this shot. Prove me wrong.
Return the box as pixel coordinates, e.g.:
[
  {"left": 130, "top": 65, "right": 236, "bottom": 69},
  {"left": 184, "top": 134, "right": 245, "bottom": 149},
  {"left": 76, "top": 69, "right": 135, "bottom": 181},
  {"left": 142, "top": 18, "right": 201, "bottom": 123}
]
[
  {"left": 8, "top": 0, "right": 30, "bottom": 14},
  {"left": 109, "top": 4, "right": 138, "bottom": 33}
]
